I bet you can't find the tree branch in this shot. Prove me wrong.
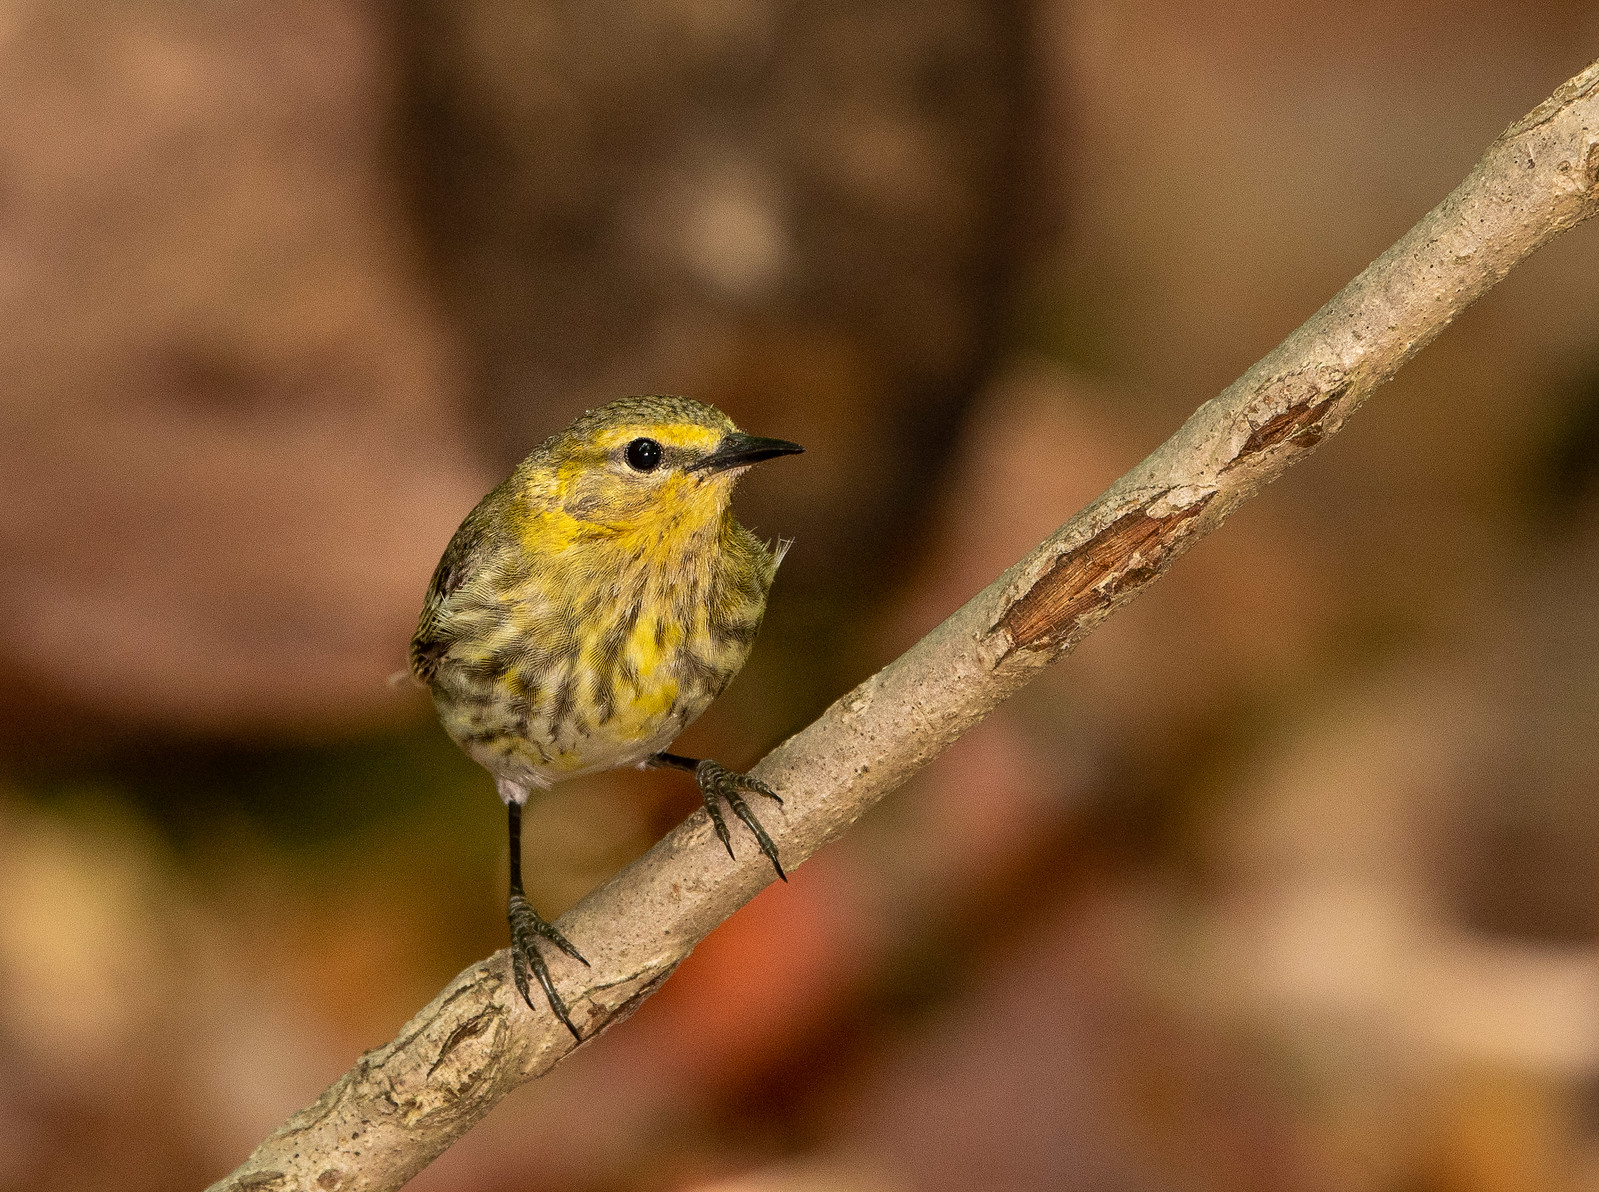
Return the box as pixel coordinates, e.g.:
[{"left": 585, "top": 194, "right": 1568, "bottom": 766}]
[{"left": 210, "top": 58, "right": 1599, "bottom": 1192}]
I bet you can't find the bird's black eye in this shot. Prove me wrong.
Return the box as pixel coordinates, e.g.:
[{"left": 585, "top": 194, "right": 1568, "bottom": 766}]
[{"left": 625, "top": 437, "right": 663, "bottom": 472}]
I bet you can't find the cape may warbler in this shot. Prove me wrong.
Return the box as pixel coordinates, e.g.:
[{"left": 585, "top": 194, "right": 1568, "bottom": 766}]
[{"left": 410, "top": 395, "right": 802, "bottom": 1037}]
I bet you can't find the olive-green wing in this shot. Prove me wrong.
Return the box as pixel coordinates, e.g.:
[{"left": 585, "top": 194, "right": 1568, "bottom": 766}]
[{"left": 409, "top": 495, "right": 498, "bottom": 685}]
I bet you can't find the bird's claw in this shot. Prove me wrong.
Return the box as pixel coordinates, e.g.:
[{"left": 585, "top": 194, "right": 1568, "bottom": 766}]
[
  {"left": 694, "top": 760, "right": 787, "bottom": 882},
  {"left": 508, "top": 893, "right": 588, "bottom": 1041}
]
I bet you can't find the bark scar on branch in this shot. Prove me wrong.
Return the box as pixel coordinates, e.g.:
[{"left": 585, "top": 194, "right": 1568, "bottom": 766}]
[
  {"left": 427, "top": 1009, "right": 498, "bottom": 1079},
  {"left": 1237, "top": 395, "right": 1339, "bottom": 456},
  {"left": 1231, "top": 369, "right": 1351, "bottom": 461},
  {"left": 997, "top": 365, "right": 1354, "bottom": 654},
  {"left": 998, "top": 494, "right": 1215, "bottom": 652}
]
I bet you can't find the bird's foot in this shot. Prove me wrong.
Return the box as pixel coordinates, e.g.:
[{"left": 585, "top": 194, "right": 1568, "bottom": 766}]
[
  {"left": 507, "top": 892, "right": 589, "bottom": 1041},
  {"left": 694, "top": 759, "right": 787, "bottom": 881}
]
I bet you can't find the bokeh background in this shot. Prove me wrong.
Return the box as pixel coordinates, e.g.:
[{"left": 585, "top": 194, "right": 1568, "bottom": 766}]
[{"left": 2, "top": 3, "right": 1599, "bottom": 1190}]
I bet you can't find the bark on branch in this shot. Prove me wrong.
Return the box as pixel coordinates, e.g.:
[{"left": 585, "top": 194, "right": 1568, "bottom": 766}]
[{"left": 210, "top": 58, "right": 1599, "bottom": 1192}]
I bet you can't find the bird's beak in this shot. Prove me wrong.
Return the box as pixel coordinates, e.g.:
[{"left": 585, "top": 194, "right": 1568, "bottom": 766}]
[{"left": 689, "top": 432, "right": 805, "bottom": 474}]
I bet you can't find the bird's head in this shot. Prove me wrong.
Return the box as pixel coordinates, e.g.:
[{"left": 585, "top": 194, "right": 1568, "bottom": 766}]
[{"left": 529, "top": 395, "right": 803, "bottom": 535}]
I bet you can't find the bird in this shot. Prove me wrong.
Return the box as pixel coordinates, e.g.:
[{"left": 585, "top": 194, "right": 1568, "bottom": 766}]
[{"left": 409, "top": 395, "right": 802, "bottom": 1039}]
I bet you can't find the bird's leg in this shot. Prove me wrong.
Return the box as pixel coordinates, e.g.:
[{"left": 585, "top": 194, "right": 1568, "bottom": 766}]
[
  {"left": 651, "top": 752, "right": 787, "bottom": 882},
  {"left": 505, "top": 798, "right": 589, "bottom": 1041}
]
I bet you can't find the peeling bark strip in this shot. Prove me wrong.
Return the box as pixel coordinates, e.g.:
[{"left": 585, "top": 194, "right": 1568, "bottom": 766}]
[
  {"left": 1000, "top": 496, "right": 1214, "bottom": 649},
  {"left": 208, "top": 58, "right": 1599, "bottom": 1192}
]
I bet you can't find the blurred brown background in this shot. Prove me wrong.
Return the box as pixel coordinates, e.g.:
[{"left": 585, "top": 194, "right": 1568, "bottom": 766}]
[{"left": 2, "top": 3, "right": 1599, "bottom": 1190}]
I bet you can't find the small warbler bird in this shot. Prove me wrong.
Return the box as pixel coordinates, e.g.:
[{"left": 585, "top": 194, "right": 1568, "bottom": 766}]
[{"left": 410, "top": 395, "right": 802, "bottom": 1038}]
